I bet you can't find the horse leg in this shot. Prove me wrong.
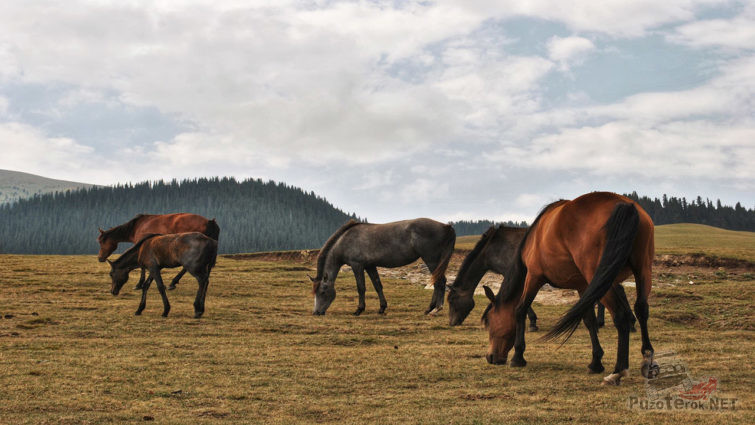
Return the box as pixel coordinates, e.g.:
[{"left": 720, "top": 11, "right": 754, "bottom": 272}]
[
  {"left": 612, "top": 283, "right": 637, "bottom": 332},
  {"left": 352, "top": 265, "right": 366, "bottom": 316},
  {"left": 596, "top": 302, "right": 605, "bottom": 328},
  {"left": 151, "top": 269, "right": 171, "bottom": 318},
  {"left": 583, "top": 307, "right": 605, "bottom": 373},
  {"left": 601, "top": 291, "right": 632, "bottom": 385},
  {"left": 422, "top": 258, "right": 446, "bottom": 315},
  {"left": 135, "top": 275, "right": 153, "bottom": 316},
  {"left": 169, "top": 268, "right": 187, "bottom": 290},
  {"left": 134, "top": 268, "right": 147, "bottom": 290},
  {"left": 527, "top": 307, "right": 538, "bottom": 332},
  {"left": 511, "top": 274, "right": 542, "bottom": 368},
  {"left": 193, "top": 274, "right": 209, "bottom": 319},
  {"left": 633, "top": 266, "right": 657, "bottom": 378},
  {"left": 366, "top": 267, "right": 387, "bottom": 314}
]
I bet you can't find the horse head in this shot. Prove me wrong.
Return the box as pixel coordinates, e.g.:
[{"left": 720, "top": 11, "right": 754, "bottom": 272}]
[
  {"left": 97, "top": 228, "right": 118, "bottom": 262},
  {"left": 107, "top": 259, "right": 130, "bottom": 296},
  {"left": 309, "top": 273, "right": 336, "bottom": 315},
  {"left": 446, "top": 284, "right": 475, "bottom": 326},
  {"left": 481, "top": 285, "right": 516, "bottom": 365}
]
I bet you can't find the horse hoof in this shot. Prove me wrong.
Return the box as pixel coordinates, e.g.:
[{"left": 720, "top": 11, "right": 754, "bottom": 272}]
[
  {"left": 378, "top": 307, "right": 387, "bottom": 315},
  {"left": 528, "top": 325, "right": 539, "bottom": 332},
  {"left": 353, "top": 308, "right": 364, "bottom": 316},
  {"left": 162, "top": 312, "right": 169, "bottom": 318},
  {"left": 641, "top": 361, "right": 660, "bottom": 379},
  {"left": 193, "top": 313, "right": 203, "bottom": 319},
  {"left": 134, "top": 285, "right": 142, "bottom": 291},
  {"left": 588, "top": 364, "right": 605, "bottom": 374},
  {"left": 510, "top": 357, "right": 527, "bottom": 368},
  {"left": 602, "top": 370, "right": 629, "bottom": 386},
  {"left": 630, "top": 326, "right": 637, "bottom": 333},
  {"left": 168, "top": 285, "right": 177, "bottom": 291},
  {"left": 134, "top": 311, "right": 142, "bottom": 316}
]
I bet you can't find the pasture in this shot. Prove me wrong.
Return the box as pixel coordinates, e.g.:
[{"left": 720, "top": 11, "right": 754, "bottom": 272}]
[{"left": 1, "top": 224, "right": 753, "bottom": 424}]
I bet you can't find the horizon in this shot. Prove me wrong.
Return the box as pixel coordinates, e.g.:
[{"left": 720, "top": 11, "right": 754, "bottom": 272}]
[{"left": 1, "top": 1, "right": 753, "bottom": 223}]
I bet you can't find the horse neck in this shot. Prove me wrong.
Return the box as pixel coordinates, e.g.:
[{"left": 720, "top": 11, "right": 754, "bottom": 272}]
[
  {"left": 321, "top": 248, "right": 344, "bottom": 283},
  {"left": 454, "top": 252, "right": 489, "bottom": 294},
  {"left": 114, "top": 247, "right": 141, "bottom": 271}
]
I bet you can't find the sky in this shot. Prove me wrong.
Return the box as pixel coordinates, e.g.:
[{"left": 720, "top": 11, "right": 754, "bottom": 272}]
[{"left": 0, "top": 0, "right": 753, "bottom": 223}]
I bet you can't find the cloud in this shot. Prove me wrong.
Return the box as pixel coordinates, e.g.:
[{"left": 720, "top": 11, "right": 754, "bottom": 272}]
[
  {"left": 547, "top": 36, "right": 595, "bottom": 70},
  {"left": 668, "top": 4, "right": 755, "bottom": 50}
]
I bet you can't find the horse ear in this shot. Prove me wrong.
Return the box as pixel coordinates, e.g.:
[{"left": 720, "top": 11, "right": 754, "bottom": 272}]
[
  {"left": 99, "top": 228, "right": 104, "bottom": 234},
  {"left": 483, "top": 285, "right": 495, "bottom": 302}
]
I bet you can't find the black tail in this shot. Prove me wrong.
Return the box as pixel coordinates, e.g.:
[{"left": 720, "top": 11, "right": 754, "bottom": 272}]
[
  {"left": 205, "top": 219, "right": 220, "bottom": 241},
  {"left": 544, "top": 203, "right": 639, "bottom": 342},
  {"left": 205, "top": 240, "right": 218, "bottom": 275},
  {"left": 431, "top": 225, "right": 456, "bottom": 287}
]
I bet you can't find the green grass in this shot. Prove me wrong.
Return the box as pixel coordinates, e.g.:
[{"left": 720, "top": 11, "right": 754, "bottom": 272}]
[
  {"left": 0, "top": 253, "right": 753, "bottom": 424},
  {"left": 457, "top": 223, "right": 755, "bottom": 263}
]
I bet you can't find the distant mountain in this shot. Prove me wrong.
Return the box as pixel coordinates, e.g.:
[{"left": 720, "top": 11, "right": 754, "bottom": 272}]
[
  {"left": 0, "top": 177, "right": 358, "bottom": 254},
  {"left": 0, "top": 169, "right": 96, "bottom": 205}
]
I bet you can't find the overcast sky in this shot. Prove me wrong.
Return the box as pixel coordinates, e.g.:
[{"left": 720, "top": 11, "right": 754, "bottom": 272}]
[{"left": 0, "top": 0, "right": 753, "bottom": 222}]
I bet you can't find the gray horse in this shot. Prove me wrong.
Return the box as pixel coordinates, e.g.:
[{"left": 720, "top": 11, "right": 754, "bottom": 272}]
[{"left": 309, "top": 218, "right": 456, "bottom": 316}]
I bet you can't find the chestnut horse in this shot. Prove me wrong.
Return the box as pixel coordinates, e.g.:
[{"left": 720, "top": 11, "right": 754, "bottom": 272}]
[
  {"left": 309, "top": 218, "right": 455, "bottom": 316},
  {"left": 107, "top": 232, "right": 217, "bottom": 318},
  {"left": 448, "top": 226, "right": 635, "bottom": 328},
  {"left": 481, "top": 192, "right": 657, "bottom": 385},
  {"left": 98, "top": 213, "right": 219, "bottom": 290}
]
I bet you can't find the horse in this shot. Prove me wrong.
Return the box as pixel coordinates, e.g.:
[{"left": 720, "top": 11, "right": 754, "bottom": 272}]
[
  {"left": 481, "top": 192, "right": 657, "bottom": 385},
  {"left": 448, "top": 226, "right": 636, "bottom": 329},
  {"left": 97, "top": 213, "right": 219, "bottom": 290},
  {"left": 308, "top": 218, "right": 455, "bottom": 316},
  {"left": 107, "top": 232, "right": 217, "bottom": 318}
]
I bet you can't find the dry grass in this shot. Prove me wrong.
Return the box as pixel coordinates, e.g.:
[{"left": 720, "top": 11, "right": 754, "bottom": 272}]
[{"left": 0, "top": 250, "right": 753, "bottom": 424}]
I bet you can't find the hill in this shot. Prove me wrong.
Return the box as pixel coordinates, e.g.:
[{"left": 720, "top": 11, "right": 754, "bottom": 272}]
[
  {"left": 0, "top": 177, "right": 357, "bottom": 255},
  {"left": 0, "top": 169, "right": 95, "bottom": 205}
]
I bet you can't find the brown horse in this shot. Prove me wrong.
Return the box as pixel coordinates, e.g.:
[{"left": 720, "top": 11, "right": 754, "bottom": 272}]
[
  {"left": 98, "top": 213, "right": 219, "bottom": 290},
  {"left": 108, "top": 232, "right": 217, "bottom": 318},
  {"left": 482, "top": 192, "right": 657, "bottom": 385}
]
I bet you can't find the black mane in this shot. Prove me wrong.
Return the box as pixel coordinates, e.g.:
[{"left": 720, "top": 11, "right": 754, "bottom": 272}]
[
  {"left": 497, "top": 200, "right": 568, "bottom": 305},
  {"left": 315, "top": 219, "right": 363, "bottom": 280},
  {"left": 101, "top": 214, "right": 151, "bottom": 242},
  {"left": 455, "top": 225, "right": 497, "bottom": 288},
  {"left": 112, "top": 233, "right": 161, "bottom": 267}
]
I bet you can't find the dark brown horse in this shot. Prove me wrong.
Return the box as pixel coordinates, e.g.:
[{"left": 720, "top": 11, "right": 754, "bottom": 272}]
[
  {"left": 108, "top": 232, "right": 217, "bottom": 318},
  {"left": 482, "top": 192, "right": 657, "bottom": 385},
  {"left": 309, "top": 218, "right": 455, "bottom": 316},
  {"left": 98, "top": 213, "right": 219, "bottom": 290}
]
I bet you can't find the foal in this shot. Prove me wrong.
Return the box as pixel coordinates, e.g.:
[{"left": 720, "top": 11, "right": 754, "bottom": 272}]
[{"left": 107, "top": 232, "right": 217, "bottom": 318}]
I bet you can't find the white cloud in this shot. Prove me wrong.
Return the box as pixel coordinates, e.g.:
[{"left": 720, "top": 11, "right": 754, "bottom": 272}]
[
  {"left": 668, "top": 4, "right": 755, "bottom": 49},
  {"left": 547, "top": 36, "right": 595, "bottom": 70}
]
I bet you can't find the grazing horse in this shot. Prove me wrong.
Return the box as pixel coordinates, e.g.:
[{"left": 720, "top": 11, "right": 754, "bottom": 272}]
[
  {"left": 448, "top": 226, "right": 636, "bottom": 329},
  {"left": 447, "top": 226, "right": 539, "bottom": 329},
  {"left": 107, "top": 232, "right": 217, "bottom": 318},
  {"left": 97, "top": 213, "right": 219, "bottom": 290},
  {"left": 481, "top": 192, "right": 657, "bottom": 385},
  {"left": 309, "top": 218, "right": 455, "bottom": 316}
]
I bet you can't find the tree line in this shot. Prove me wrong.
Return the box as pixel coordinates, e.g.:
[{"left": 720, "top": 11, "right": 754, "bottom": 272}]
[{"left": 0, "top": 179, "right": 752, "bottom": 255}]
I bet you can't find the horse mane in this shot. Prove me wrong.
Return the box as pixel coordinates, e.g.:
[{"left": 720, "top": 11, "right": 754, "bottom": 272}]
[
  {"left": 112, "top": 233, "right": 161, "bottom": 267},
  {"left": 497, "top": 200, "right": 568, "bottom": 305},
  {"left": 455, "top": 225, "right": 498, "bottom": 287},
  {"left": 101, "top": 214, "right": 150, "bottom": 241},
  {"left": 315, "top": 219, "right": 363, "bottom": 281}
]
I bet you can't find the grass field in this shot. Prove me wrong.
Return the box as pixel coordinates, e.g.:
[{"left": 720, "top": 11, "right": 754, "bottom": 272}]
[{"left": 0, "top": 225, "right": 753, "bottom": 424}]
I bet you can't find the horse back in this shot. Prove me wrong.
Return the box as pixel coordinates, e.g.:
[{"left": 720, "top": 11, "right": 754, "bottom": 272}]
[
  {"left": 521, "top": 192, "right": 653, "bottom": 287},
  {"left": 132, "top": 213, "right": 212, "bottom": 241},
  {"left": 139, "top": 232, "right": 216, "bottom": 270}
]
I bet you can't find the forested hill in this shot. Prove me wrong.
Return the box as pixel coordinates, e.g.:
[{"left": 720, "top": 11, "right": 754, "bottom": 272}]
[{"left": 0, "top": 178, "right": 357, "bottom": 255}]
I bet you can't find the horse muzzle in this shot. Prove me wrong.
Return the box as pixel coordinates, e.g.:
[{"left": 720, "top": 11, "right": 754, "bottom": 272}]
[{"left": 486, "top": 353, "right": 507, "bottom": 365}]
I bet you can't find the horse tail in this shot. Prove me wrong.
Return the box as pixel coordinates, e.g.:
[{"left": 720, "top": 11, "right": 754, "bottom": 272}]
[
  {"left": 431, "top": 225, "right": 456, "bottom": 287},
  {"left": 205, "top": 239, "right": 218, "bottom": 276},
  {"left": 205, "top": 218, "right": 220, "bottom": 241},
  {"left": 544, "top": 202, "right": 639, "bottom": 342}
]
